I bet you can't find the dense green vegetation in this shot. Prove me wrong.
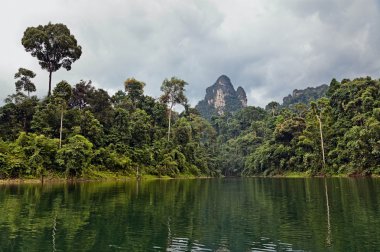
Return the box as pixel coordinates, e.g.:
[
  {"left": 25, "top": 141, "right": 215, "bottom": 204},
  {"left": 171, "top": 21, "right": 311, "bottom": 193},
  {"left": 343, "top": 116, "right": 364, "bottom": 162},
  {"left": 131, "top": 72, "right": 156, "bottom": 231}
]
[
  {"left": 215, "top": 77, "right": 380, "bottom": 176},
  {"left": 1, "top": 23, "right": 379, "bottom": 179},
  {"left": 0, "top": 76, "right": 218, "bottom": 179}
]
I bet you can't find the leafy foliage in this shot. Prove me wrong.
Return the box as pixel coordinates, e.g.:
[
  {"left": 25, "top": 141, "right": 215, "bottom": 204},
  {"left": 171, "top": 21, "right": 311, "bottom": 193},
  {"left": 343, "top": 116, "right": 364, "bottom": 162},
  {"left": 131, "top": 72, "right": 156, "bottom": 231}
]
[
  {"left": 1, "top": 75, "right": 216, "bottom": 179},
  {"left": 14, "top": 68, "right": 36, "bottom": 97},
  {"left": 2, "top": 75, "right": 379, "bottom": 178},
  {"left": 21, "top": 22, "right": 82, "bottom": 96},
  {"left": 239, "top": 77, "right": 380, "bottom": 176}
]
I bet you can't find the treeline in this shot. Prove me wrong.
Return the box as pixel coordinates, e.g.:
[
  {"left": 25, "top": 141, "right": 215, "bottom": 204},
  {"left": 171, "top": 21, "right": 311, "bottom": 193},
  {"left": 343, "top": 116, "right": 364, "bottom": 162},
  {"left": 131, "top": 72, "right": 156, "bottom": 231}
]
[
  {"left": 214, "top": 77, "right": 380, "bottom": 176},
  {"left": 0, "top": 78, "right": 218, "bottom": 179},
  {"left": 1, "top": 76, "right": 379, "bottom": 178}
]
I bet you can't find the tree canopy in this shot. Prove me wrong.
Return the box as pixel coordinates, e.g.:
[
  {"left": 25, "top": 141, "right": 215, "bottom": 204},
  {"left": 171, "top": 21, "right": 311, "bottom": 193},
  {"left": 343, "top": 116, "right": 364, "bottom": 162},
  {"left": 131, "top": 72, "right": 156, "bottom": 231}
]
[
  {"left": 14, "top": 68, "right": 36, "bottom": 97},
  {"left": 1, "top": 75, "right": 380, "bottom": 179},
  {"left": 21, "top": 22, "right": 82, "bottom": 96}
]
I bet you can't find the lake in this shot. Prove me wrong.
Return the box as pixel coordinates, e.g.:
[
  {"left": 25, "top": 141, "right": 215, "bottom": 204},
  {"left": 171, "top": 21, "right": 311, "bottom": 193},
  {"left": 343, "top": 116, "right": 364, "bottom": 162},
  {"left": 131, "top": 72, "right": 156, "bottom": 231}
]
[{"left": 0, "top": 178, "right": 379, "bottom": 251}]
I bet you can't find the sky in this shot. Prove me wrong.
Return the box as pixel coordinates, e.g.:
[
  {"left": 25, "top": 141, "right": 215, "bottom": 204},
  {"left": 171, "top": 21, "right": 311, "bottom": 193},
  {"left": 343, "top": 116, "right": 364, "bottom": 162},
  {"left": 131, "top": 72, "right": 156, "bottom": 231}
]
[{"left": 1, "top": 0, "right": 380, "bottom": 108}]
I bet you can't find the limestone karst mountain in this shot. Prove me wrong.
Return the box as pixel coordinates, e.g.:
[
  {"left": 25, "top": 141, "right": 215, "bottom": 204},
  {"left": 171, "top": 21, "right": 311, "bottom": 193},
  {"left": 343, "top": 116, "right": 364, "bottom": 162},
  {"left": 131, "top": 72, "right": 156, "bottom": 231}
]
[{"left": 195, "top": 75, "right": 247, "bottom": 120}]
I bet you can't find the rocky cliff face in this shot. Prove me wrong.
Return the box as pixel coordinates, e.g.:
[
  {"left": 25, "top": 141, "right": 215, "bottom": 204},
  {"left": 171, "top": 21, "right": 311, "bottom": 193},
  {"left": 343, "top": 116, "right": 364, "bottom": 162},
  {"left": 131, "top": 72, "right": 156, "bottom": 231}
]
[
  {"left": 196, "top": 75, "right": 247, "bottom": 120},
  {"left": 236, "top": 86, "right": 247, "bottom": 107},
  {"left": 282, "top": 84, "right": 329, "bottom": 107}
]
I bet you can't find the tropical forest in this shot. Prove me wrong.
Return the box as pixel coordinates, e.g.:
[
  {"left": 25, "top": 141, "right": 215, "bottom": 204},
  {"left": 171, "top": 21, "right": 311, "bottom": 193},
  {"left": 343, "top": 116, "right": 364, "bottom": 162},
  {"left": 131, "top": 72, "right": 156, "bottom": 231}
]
[{"left": 0, "top": 22, "right": 379, "bottom": 181}]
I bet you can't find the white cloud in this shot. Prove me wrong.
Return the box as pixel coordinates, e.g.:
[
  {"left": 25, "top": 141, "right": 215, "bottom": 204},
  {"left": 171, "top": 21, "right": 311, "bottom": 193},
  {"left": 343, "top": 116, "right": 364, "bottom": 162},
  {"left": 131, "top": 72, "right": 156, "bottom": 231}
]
[{"left": 1, "top": 0, "right": 380, "bottom": 107}]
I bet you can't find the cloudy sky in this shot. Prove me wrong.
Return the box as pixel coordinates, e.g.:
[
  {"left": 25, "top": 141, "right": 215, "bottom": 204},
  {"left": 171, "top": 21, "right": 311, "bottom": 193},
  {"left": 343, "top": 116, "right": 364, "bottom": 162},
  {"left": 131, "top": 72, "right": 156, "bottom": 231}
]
[{"left": 1, "top": 0, "right": 380, "bottom": 107}]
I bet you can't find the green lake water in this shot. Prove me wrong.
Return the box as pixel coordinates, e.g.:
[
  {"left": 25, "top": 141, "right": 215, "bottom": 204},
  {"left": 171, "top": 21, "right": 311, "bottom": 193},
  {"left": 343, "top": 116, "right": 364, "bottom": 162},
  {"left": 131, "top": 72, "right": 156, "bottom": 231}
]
[{"left": 0, "top": 178, "right": 379, "bottom": 251}]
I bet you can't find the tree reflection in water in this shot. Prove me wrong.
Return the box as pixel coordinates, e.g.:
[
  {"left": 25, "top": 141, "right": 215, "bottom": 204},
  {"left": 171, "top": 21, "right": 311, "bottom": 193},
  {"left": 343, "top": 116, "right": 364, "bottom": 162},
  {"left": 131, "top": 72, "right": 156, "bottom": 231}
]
[
  {"left": 0, "top": 178, "right": 379, "bottom": 251},
  {"left": 325, "top": 178, "right": 332, "bottom": 247}
]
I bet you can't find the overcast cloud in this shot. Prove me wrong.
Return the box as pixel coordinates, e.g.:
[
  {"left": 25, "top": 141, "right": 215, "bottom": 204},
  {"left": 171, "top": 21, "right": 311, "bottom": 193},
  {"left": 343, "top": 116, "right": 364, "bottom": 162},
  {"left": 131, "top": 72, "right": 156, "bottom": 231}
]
[{"left": 1, "top": 0, "right": 379, "bottom": 107}]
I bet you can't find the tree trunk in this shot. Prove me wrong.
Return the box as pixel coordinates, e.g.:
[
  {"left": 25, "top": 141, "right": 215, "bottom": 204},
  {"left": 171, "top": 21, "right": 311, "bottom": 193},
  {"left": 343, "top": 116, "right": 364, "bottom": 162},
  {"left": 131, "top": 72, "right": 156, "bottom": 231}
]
[
  {"left": 167, "top": 105, "right": 172, "bottom": 141},
  {"left": 59, "top": 105, "right": 63, "bottom": 148},
  {"left": 23, "top": 116, "right": 27, "bottom": 132},
  {"left": 317, "top": 115, "right": 326, "bottom": 167},
  {"left": 48, "top": 70, "right": 52, "bottom": 97}
]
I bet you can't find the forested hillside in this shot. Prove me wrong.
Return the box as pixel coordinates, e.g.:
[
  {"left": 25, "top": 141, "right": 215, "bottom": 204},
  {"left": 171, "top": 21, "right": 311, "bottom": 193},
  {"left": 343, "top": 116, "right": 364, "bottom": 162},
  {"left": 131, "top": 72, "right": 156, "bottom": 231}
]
[{"left": 213, "top": 77, "right": 380, "bottom": 176}]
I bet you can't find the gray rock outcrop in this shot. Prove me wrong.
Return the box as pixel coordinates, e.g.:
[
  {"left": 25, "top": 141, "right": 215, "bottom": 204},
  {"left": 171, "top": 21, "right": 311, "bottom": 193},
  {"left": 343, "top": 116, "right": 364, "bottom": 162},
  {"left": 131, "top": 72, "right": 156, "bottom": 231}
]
[{"left": 195, "top": 75, "right": 247, "bottom": 120}]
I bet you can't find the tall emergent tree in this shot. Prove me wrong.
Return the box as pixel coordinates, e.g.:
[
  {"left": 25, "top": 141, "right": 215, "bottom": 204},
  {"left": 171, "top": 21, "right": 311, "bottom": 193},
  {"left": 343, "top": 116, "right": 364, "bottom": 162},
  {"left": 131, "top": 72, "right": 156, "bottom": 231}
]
[
  {"left": 21, "top": 22, "right": 82, "bottom": 96},
  {"left": 14, "top": 68, "right": 36, "bottom": 97},
  {"left": 53, "top": 81, "right": 72, "bottom": 148},
  {"left": 311, "top": 100, "right": 327, "bottom": 168},
  {"left": 160, "top": 77, "right": 188, "bottom": 141}
]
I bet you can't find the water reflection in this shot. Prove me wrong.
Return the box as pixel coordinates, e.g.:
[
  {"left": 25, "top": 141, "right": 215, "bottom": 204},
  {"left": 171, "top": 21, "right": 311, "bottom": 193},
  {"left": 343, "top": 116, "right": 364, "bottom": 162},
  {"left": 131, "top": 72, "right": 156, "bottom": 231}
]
[
  {"left": 0, "top": 178, "right": 379, "bottom": 251},
  {"left": 52, "top": 214, "right": 57, "bottom": 252},
  {"left": 249, "top": 237, "right": 295, "bottom": 252},
  {"left": 166, "top": 235, "right": 300, "bottom": 251},
  {"left": 324, "top": 178, "right": 331, "bottom": 247},
  {"left": 167, "top": 237, "right": 211, "bottom": 252}
]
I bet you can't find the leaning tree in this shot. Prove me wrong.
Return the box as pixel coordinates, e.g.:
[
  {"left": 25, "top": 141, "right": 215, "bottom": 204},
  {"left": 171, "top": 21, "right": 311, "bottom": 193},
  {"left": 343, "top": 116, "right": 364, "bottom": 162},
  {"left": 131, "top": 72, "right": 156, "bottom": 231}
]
[{"left": 21, "top": 22, "right": 82, "bottom": 96}]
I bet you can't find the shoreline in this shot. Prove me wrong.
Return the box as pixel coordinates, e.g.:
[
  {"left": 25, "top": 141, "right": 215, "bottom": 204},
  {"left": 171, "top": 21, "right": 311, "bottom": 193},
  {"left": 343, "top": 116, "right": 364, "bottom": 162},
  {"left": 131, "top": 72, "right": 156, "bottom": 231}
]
[
  {"left": 0, "top": 173, "right": 378, "bottom": 185},
  {"left": 0, "top": 173, "right": 215, "bottom": 185}
]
